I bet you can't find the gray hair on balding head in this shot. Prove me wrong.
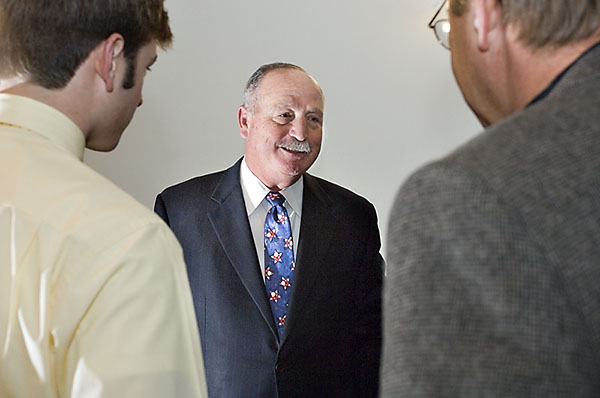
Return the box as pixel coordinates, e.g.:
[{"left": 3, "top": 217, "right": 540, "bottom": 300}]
[{"left": 242, "top": 62, "right": 314, "bottom": 113}]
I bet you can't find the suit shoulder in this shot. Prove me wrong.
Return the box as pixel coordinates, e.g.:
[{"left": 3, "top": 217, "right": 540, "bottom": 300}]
[
  {"left": 159, "top": 169, "right": 226, "bottom": 202},
  {"left": 306, "top": 174, "right": 376, "bottom": 212},
  {"left": 427, "top": 83, "right": 600, "bottom": 202}
]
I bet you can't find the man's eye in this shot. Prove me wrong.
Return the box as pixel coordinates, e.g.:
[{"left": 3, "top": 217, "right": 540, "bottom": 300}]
[
  {"left": 274, "top": 113, "right": 293, "bottom": 124},
  {"left": 146, "top": 66, "right": 153, "bottom": 72},
  {"left": 307, "top": 115, "right": 323, "bottom": 125}
]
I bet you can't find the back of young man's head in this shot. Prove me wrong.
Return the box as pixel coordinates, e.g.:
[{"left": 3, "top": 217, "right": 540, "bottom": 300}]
[{"left": 0, "top": 0, "right": 173, "bottom": 90}]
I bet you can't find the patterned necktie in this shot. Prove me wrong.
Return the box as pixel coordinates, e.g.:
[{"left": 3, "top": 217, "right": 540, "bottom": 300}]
[{"left": 264, "top": 191, "right": 295, "bottom": 338}]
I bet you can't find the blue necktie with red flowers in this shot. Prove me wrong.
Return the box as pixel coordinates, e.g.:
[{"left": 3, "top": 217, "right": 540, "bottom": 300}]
[{"left": 264, "top": 191, "right": 295, "bottom": 338}]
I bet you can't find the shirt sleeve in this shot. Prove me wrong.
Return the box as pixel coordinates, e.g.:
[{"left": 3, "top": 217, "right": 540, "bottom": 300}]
[{"left": 57, "top": 221, "right": 207, "bottom": 398}]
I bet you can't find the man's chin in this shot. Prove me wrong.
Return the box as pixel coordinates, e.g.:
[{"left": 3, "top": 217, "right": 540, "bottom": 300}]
[
  {"left": 85, "top": 132, "right": 123, "bottom": 152},
  {"left": 281, "top": 160, "right": 314, "bottom": 178},
  {"left": 274, "top": 148, "right": 319, "bottom": 178}
]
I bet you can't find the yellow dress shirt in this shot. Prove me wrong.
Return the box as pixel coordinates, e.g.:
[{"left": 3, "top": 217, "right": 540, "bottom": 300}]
[{"left": 0, "top": 94, "right": 207, "bottom": 397}]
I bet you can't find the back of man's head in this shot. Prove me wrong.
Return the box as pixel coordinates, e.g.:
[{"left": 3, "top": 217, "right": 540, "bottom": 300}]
[
  {"left": 451, "top": 0, "right": 600, "bottom": 48},
  {"left": 0, "top": 0, "right": 173, "bottom": 90}
]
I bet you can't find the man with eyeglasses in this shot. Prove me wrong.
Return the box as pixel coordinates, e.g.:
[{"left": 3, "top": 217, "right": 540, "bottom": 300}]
[{"left": 382, "top": 0, "right": 600, "bottom": 396}]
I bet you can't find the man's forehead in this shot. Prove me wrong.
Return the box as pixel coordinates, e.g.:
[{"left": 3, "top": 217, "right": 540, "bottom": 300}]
[
  {"left": 260, "top": 69, "right": 320, "bottom": 91},
  {"left": 261, "top": 91, "right": 323, "bottom": 107},
  {"left": 138, "top": 42, "right": 158, "bottom": 62},
  {"left": 256, "top": 74, "right": 323, "bottom": 107}
]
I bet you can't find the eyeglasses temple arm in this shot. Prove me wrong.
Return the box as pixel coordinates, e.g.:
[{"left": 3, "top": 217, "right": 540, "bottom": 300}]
[{"left": 428, "top": 0, "right": 447, "bottom": 28}]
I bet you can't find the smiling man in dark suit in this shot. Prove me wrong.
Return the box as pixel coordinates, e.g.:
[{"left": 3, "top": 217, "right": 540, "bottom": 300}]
[{"left": 155, "top": 62, "right": 383, "bottom": 398}]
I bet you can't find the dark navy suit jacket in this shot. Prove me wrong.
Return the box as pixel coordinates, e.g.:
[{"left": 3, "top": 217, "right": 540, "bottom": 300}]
[{"left": 155, "top": 159, "right": 383, "bottom": 398}]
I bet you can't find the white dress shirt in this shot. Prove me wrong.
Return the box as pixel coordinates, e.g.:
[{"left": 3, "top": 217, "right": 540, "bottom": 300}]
[
  {"left": 240, "top": 158, "right": 303, "bottom": 280},
  {"left": 0, "top": 93, "right": 207, "bottom": 397}
]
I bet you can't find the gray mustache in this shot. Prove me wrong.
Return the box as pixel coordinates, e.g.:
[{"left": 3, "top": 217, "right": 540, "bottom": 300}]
[{"left": 277, "top": 139, "right": 311, "bottom": 153}]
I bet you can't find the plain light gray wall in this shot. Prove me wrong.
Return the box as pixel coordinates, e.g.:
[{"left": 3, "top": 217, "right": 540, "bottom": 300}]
[{"left": 84, "top": 0, "right": 481, "bottom": 256}]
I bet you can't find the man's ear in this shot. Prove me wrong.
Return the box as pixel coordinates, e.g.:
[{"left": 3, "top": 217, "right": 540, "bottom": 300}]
[
  {"left": 96, "top": 33, "right": 125, "bottom": 93},
  {"left": 238, "top": 105, "right": 250, "bottom": 139},
  {"left": 473, "top": 0, "right": 503, "bottom": 51}
]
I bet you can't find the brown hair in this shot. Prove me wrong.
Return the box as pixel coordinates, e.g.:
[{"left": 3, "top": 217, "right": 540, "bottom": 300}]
[
  {"left": 450, "top": 0, "right": 468, "bottom": 16},
  {"left": 0, "top": 0, "right": 173, "bottom": 89},
  {"left": 450, "top": 0, "right": 600, "bottom": 48},
  {"left": 501, "top": 0, "right": 600, "bottom": 48}
]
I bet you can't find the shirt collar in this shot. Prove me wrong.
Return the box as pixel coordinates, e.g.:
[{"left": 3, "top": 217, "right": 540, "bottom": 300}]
[
  {"left": 240, "top": 157, "right": 303, "bottom": 217},
  {"left": 528, "top": 40, "right": 600, "bottom": 106},
  {"left": 0, "top": 93, "right": 85, "bottom": 160}
]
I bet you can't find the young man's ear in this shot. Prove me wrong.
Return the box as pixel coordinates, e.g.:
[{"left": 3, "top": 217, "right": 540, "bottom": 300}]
[{"left": 96, "top": 33, "right": 125, "bottom": 92}]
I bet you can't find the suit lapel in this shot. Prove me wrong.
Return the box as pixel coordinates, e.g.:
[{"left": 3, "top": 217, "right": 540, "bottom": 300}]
[
  {"left": 282, "top": 174, "right": 338, "bottom": 341},
  {"left": 207, "top": 160, "right": 278, "bottom": 338}
]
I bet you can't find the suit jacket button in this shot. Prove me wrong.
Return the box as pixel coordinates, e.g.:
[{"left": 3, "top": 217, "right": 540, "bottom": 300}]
[{"left": 275, "top": 363, "right": 284, "bottom": 372}]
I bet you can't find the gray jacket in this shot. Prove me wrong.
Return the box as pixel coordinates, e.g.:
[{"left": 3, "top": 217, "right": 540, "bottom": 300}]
[{"left": 381, "top": 43, "right": 600, "bottom": 397}]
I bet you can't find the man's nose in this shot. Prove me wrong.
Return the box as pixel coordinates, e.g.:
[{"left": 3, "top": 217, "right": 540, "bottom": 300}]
[{"left": 289, "top": 119, "right": 308, "bottom": 141}]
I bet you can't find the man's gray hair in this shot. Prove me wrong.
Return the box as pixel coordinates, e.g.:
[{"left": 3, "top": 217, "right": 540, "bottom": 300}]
[{"left": 242, "top": 62, "right": 306, "bottom": 113}]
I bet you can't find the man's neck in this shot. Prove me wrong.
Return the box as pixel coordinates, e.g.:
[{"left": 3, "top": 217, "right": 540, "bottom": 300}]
[
  {"left": 506, "top": 31, "right": 600, "bottom": 113},
  {"left": 3, "top": 79, "right": 92, "bottom": 141},
  {"left": 0, "top": 75, "right": 26, "bottom": 92}
]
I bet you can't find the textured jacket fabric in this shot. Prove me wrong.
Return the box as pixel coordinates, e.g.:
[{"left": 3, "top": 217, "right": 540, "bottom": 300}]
[
  {"left": 381, "top": 44, "right": 600, "bottom": 396},
  {"left": 155, "top": 159, "right": 384, "bottom": 398}
]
